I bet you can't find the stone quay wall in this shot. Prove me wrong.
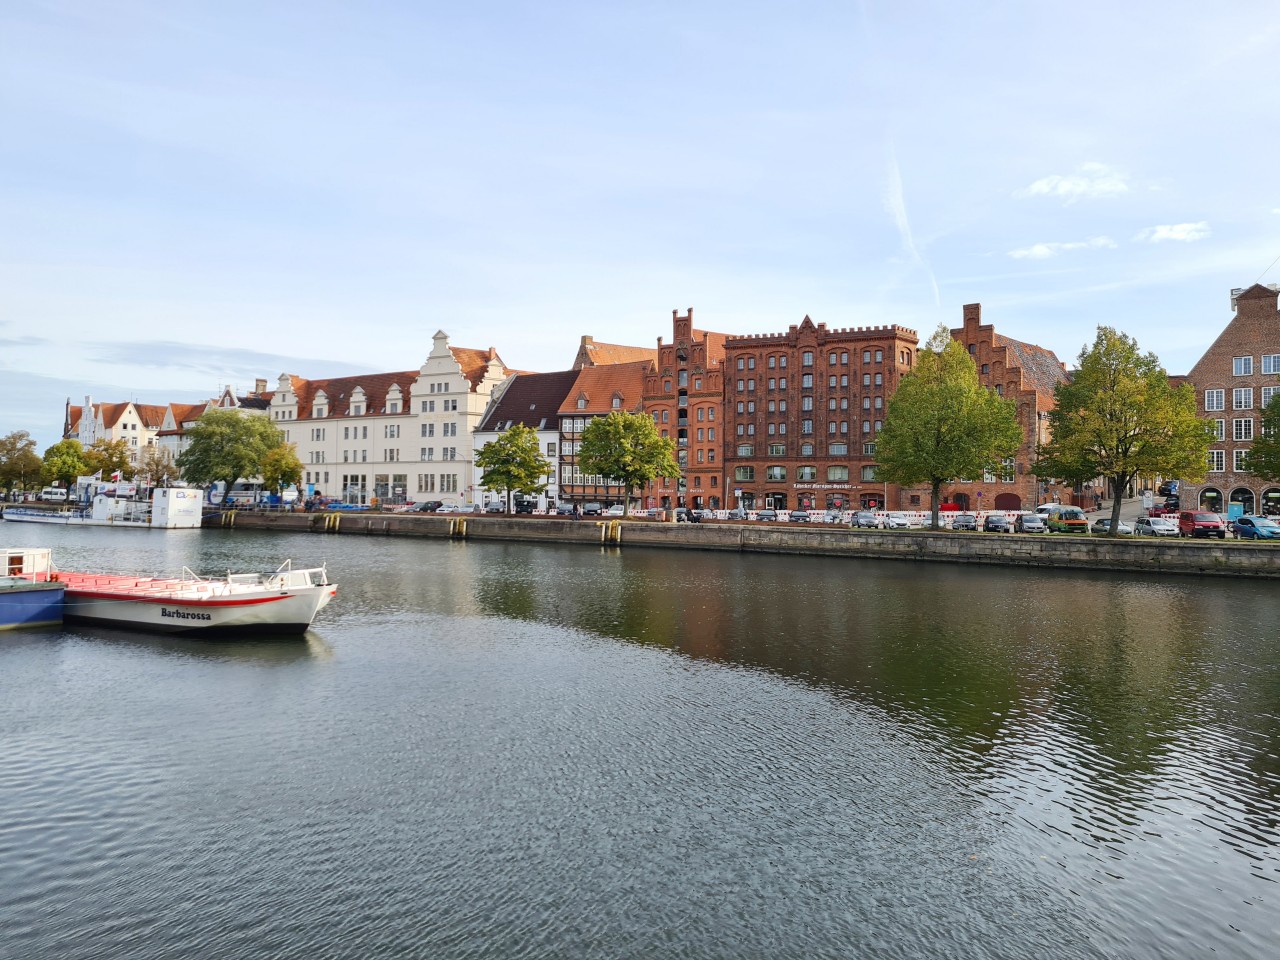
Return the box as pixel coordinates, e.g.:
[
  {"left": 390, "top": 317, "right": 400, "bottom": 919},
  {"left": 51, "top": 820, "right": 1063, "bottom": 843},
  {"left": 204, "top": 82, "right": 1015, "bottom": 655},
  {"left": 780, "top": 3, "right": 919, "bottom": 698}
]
[{"left": 207, "top": 511, "right": 1280, "bottom": 580}]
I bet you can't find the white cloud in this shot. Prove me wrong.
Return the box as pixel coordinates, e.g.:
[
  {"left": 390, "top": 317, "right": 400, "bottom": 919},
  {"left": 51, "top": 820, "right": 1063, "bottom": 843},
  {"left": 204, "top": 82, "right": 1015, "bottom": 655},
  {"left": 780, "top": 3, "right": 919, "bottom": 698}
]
[
  {"left": 1014, "top": 162, "right": 1129, "bottom": 204},
  {"left": 1008, "top": 236, "right": 1117, "bottom": 260},
  {"left": 1133, "top": 221, "right": 1211, "bottom": 243}
]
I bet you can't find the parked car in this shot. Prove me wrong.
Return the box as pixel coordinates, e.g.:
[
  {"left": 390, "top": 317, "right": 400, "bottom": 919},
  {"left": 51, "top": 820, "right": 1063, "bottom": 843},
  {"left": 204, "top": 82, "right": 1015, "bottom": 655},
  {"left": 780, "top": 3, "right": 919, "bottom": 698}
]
[
  {"left": 451, "top": 504, "right": 479, "bottom": 515},
  {"left": 788, "top": 509, "right": 811, "bottom": 523},
  {"left": 485, "top": 502, "right": 506, "bottom": 513},
  {"left": 1014, "top": 513, "right": 1047, "bottom": 533},
  {"left": 674, "top": 507, "right": 700, "bottom": 523},
  {"left": 605, "top": 505, "right": 626, "bottom": 517},
  {"left": 1230, "top": 515, "right": 1280, "bottom": 540},
  {"left": 693, "top": 509, "right": 716, "bottom": 521},
  {"left": 1091, "top": 518, "right": 1134, "bottom": 535},
  {"left": 951, "top": 513, "right": 979, "bottom": 531},
  {"left": 404, "top": 500, "right": 444, "bottom": 513},
  {"left": 514, "top": 499, "right": 537, "bottom": 514},
  {"left": 1134, "top": 517, "right": 1179, "bottom": 537},
  {"left": 983, "top": 514, "right": 1012, "bottom": 533},
  {"left": 726, "top": 507, "right": 747, "bottom": 521},
  {"left": 884, "top": 512, "right": 918, "bottom": 529},
  {"left": 581, "top": 502, "right": 604, "bottom": 516},
  {"left": 556, "top": 504, "right": 576, "bottom": 516},
  {"left": 853, "top": 510, "right": 881, "bottom": 528},
  {"left": 756, "top": 509, "right": 779, "bottom": 522},
  {"left": 1178, "top": 510, "right": 1227, "bottom": 539},
  {"left": 821, "top": 510, "right": 845, "bottom": 524},
  {"left": 1044, "top": 505, "right": 1090, "bottom": 534},
  {"left": 1158, "top": 481, "right": 1179, "bottom": 497}
]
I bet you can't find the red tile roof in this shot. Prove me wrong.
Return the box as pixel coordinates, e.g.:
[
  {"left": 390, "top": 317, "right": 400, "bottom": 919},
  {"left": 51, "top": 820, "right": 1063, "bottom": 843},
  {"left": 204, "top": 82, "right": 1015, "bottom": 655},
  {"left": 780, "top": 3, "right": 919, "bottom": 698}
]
[
  {"left": 573, "top": 336, "right": 659, "bottom": 370},
  {"left": 478, "top": 370, "right": 580, "bottom": 432},
  {"left": 559, "top": 360, "right": 654, "bottom": 415}
]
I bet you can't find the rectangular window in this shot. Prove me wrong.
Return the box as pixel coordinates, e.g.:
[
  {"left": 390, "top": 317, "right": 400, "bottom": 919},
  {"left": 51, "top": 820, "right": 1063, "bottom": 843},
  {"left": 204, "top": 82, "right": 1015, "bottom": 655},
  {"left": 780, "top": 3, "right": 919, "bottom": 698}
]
[
  {"left": 796, "top": 466, "right": 818, "bottom": 481},
  {"left": 1234, "top": 388, "right": 1254, "bottom": 410},
  {"left": 875, "top": 350, "right": 883, "bottom": 363},
  {"left": 827, "top": 465, "right": 849, "bottom": 481},
  {"left": 802, "top": 374, "right": 814, "bottom": 388},
  {"left": 863, "top": 442, "right": 876, "bottom": 456},
  {"left": 1234, "top": 418, "right": 1254, "bottom": 441},
  {"left": 737, "top": 444, "right": 754, "bottom": 456},
  {"left": 766, "top": 465, "right": 786, "bottom": 481},
  {"left": 421, "top": 400, "right": 429, "bottom": 412},
  {"left": 1205, "top": 389, "right": 1225, "bottom": 411},
  {"left": 737, "top": 379, "right": 745, "bottom": 392},
  {"left": 802, "top": 351, "right": 814, "bottom": 366},
  {"left": 1264, "top": 386, "right": 1279, "bottom": 407},
  {"left": 861, "top": 465, "right": 877, "bottom": 481},
  {"left": 1263, "top": 354, "right": 1280, "bottom": 375},
  {"left": 801, "top": 396, "right": 814, "bottom": 411},
  {"left": 829, "top": 443, "right": 848, "bottom": 455},
  {"left": 1234, "top": 449, "right": 1249, "bottom": 472},
  {"left": 1208, "top": 450, "right": 1225, "bottom": 471},
  {"left": 546, "top": 442, "right": 556, "bottom": 456},
  {"left": 1213, "top": 419, "right": 1225, "bottom": 440},
  {"left": 734, "top": 466, "right": 755, "bottom": 481},
  {"left": 1234, "top": 356, "right": 1254, "bottom": 376},
  {"left": 769, "top": 443, "right": 785, "bottom": 456},
  {"left": 801, "top": 419, "right": 813, "bottom": 434}
]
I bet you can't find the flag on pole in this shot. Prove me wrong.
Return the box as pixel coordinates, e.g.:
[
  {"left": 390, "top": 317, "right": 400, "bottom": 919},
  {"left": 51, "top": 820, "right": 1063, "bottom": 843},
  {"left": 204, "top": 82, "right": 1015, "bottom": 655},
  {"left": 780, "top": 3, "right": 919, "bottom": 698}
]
[
  {"left": 91, "top": 470, "right": 103, "bottom": 480},
  {"left": 111, "top": 471, "right": 122, "bottom": 481}
]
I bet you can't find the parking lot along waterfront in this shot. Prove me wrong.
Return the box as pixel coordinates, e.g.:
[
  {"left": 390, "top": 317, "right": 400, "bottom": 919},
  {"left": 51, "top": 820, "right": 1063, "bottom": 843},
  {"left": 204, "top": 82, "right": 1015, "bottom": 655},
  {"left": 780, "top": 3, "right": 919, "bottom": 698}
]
[{"left": 2, "top": 523, "right": 1278, "bottom": 959}]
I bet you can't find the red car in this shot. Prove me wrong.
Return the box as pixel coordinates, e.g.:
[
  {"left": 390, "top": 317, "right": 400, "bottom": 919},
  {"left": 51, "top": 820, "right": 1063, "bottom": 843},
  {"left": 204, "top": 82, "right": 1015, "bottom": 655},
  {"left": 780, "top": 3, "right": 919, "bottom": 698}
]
[{"left": 1178, "top": 511, "right": 1227, "bottom": 539}]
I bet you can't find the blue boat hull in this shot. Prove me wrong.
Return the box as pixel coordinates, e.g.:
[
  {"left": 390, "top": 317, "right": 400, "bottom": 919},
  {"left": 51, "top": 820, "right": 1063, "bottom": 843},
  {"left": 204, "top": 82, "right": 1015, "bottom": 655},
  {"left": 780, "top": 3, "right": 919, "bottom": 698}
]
[{"left": 0, "top": 580, "right": 65, "bottom": 629}]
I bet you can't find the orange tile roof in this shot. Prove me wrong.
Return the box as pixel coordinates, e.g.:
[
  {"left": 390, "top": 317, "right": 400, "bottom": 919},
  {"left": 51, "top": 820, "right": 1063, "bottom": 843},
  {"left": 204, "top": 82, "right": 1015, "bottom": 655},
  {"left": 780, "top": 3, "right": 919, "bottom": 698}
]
[
  {"left": 450, "top": 346, "right": 508, "bottom": 390},
  {"left": 573, "top": 336, "right": 659, "bottom": 369},
  {"left": 135, "top": 404, "right": 168, "bottom": 429},
  {"left": 559, "top": 360, "right": 654, "bottom": 415},
  {"left": 289, "top": 371, "right": 420, "bottom": 420}
]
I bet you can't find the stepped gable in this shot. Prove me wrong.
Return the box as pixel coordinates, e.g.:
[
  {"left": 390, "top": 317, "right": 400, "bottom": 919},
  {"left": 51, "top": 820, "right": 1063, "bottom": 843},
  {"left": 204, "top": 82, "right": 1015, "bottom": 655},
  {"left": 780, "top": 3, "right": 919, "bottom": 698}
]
[
  {"left": 994, "top": 334, "right": 1070, "bottom": 403},
  {"left": 572, "top": 336, "right": 660, "bottom": 370},
  {"left": 478, "top": 370, "right": 580, "bottom": 432},
  {"left": 559, "top": 360, "right": 654, "bottom": 415},
  {"left": 450, "top": 345, "right": 507, "bottom": 390},
  {"left": 290, "top": 371, "right": 419, "bottom": 420},
  {"left": 156, "top": 402, "right": 209, "bottom": 437}
]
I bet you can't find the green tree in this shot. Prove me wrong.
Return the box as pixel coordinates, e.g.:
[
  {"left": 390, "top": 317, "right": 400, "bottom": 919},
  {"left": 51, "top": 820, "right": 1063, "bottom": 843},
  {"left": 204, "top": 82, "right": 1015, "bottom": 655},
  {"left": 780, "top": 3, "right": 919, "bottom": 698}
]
[
  {"left": 1244, "top": 399, "right": 1280, "bottom": 482},
  {"left": 176, "top": 409, "right": 283, "bottom": 501},
  {"left": 474, "top": 424, "right": 549, "bottom": 514},
  {"left": 876, "top": 325, "right": 1022, "bottom": 530},
  {"left": 1038, "top": 326, "right": 1213, "bottom": 536},
  {"left": 578, "top": 411, "right": 681, "bottom": 518},
  {"left": 41, "top": 438, "right": 90, "bottom": 489},
  {"left": 0, "top": 430, "right": 42, "bottom": 494},
  {"left": 84, "top": 438, "right": 133, "bottom": 480},
  {"left": 136, "top": 444, "right": 180, "bottom": 486},
  {"left": 261, "top": 444, "right": 304, "bottom": 497}
]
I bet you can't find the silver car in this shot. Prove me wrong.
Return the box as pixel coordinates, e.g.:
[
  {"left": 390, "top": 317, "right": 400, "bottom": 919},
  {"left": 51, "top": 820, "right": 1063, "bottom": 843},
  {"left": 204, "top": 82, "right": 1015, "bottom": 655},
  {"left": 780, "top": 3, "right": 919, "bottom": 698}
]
[{"left": 1134, "top": 516, "right": 1179, "bottom": 537}]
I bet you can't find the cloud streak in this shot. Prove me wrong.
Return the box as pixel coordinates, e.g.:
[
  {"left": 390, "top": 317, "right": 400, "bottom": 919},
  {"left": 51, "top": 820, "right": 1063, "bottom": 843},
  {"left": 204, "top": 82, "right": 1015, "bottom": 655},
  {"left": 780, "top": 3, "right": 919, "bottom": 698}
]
[
  {"left": 883, "top": 145, "right": 940, "bottom": 305},
  {"left": 1008, "top": 237, "right": 1117, "bottom": 260},
  {"left": 1015, "top": 163, "right": 1129, "bottom": 204},
  {"left": 1133, "top": 221, "right": 1211, "bottom": 243}
]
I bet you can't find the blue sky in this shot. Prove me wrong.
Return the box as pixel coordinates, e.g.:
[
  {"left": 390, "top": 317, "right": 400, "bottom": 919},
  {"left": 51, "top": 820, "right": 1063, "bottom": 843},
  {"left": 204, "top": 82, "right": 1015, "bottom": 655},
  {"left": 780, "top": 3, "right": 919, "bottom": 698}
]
[{"left": 3, "top": 1, "right": 1278, "bottom": 449}]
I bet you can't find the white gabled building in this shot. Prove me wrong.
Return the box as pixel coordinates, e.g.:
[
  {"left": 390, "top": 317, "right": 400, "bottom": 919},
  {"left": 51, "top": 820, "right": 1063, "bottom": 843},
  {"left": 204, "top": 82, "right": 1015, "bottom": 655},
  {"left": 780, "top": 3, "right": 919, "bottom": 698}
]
[{"left": 274, "top": 331, "right": 514, "bottom": 506}]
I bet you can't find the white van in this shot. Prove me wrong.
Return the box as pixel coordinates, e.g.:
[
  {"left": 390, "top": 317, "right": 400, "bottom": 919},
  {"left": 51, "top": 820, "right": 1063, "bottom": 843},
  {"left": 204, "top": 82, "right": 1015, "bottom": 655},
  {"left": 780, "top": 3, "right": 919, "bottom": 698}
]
[{"left": 40, "top": 487, "right": 68, "bottom": 503}]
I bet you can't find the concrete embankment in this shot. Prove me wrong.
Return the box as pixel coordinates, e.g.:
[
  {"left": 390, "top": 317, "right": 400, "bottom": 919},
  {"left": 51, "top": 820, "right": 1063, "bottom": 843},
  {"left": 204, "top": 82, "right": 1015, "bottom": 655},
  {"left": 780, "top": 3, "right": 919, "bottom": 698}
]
[{"left": 205, "top": 511, "right": 1280, "bottom": 580}]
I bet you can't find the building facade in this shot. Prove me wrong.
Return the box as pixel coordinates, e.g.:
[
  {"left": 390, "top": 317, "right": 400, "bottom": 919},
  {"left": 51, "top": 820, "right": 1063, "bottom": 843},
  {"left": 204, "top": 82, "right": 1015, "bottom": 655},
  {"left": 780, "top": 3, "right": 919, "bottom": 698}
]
[
  {"left": 64, "top": 397, "right": 169, "bottom": 462},
  {"left": 557, "top": 360, "right": 653, "bottom": 508},
  {"left": 942, "top": 303, "right": 1072, "bottom": 511},
  {"left": 273, "top": 331, "right": 513, "bottom": 506},
  {"left": 1180, "top": 283, "right": 1280, "bottom": 517},
  {"left": 722, "top": 318, "right": 919, "bottom": 512},
  {"left": 640, "top": 308, "right": 728, "bottom": 509},
  {"left": 472, "top": 370, "right": 579, "bottom": 510}
]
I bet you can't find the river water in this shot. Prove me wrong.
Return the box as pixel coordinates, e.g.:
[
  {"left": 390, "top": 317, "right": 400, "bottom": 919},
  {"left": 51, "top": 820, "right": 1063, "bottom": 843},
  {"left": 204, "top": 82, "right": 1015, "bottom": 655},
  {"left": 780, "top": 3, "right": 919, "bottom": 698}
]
[{"left": 1, "top": 523, "right": 1277, "bottom": 959}]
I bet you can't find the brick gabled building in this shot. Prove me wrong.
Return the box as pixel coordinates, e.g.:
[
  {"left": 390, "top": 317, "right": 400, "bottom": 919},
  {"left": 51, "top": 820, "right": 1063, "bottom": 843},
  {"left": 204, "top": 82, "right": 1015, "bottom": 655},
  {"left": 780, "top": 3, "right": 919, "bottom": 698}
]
[
  {"left": 473, "top": 370, "right": 580, "bottom": 510},
  {"left": 572, "top": 336, "right": 659, "bottom": 370},
  {"left": 557, "top": 360, "right": 654, "bottom": 508},
  {"left": 722, "top": 317, "right": 919, "bottom": 512},
  {"left": 944, "top": 303, "right": 1072, "bottom": 512},
  {"left": 1180, "top": 283, "right": 1280, "bottom": 517},
  {"left": 641, "top": 308, "right": 728, "bottom": 509}
]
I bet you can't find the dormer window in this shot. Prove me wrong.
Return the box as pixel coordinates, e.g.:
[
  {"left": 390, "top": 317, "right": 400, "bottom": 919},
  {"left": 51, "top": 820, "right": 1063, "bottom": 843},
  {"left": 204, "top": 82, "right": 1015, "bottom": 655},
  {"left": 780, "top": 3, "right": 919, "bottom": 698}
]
[
  {"left": 611, "top": 395, "right": 622, "bottom": 409},
  {"left": 388, "top": 401, "right": 400, "bottom": 413},
  {"left": 351, "top": 404, "right": 363, "bottom": 416},
  {"left": 313, "top": 406, "right": 326, "bottom": 418},
  {"left": 576, "top": 396, "right": 587, "bottom": 410}
]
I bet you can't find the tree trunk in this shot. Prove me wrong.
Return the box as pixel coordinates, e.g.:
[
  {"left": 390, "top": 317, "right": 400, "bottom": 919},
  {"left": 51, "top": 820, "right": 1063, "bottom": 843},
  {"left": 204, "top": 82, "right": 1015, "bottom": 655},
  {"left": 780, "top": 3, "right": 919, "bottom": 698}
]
[
  {"left": 1107, "top": 475, "right": 1128, "bottom": 537},
  {"left": 930, "top": 480, "right": 942, "bottom": 530}
]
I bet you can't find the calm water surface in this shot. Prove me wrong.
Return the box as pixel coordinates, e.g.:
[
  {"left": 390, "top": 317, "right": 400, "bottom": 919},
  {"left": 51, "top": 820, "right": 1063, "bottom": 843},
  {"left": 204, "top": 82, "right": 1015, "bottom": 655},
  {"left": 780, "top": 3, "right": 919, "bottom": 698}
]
[{"left": 1, "top": 523, "right": 1277, "bottom": 959}]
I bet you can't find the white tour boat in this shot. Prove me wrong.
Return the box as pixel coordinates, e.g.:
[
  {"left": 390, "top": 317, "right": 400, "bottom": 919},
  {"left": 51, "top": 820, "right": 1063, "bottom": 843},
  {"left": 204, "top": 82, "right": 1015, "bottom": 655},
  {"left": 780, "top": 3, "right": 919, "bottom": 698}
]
[
  {"left": 59, "top": 560, "right": 337, "bottom": 636},
  {"left": 2, "top": 486, "right": 204, "bottom": 529}
]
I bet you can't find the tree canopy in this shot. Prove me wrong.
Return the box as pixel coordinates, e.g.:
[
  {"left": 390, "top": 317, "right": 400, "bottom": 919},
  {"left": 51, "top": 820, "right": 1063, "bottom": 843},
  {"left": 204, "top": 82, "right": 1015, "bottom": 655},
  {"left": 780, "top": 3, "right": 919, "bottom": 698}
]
[
  {"left": 176, "top": 409, "right": 284, "bottom": 500},
  {"left": 875, "top": 325, "right": 1022, "bottom": 530},
  {"left": 41, "top": 438, "right": 89, "bottom": 489},
  {"left": 474, "top": 424, "right": 549, "bottom": 513},
  {"left": 1243, "top": 396, "right": 1280, "bottom": 483},
  {"left": 0, "top": 430, "right": 42, "bottom": 492},
  {"left": 578, "top": 411, "right": 681, "bottom": 517},
  {"left": 84, "top": 438, "right": 133, "bottom": 480},
  {"left": 136, "top": 444, "right": 180, "bottom": 486},
  {"left": 261, "top": 443, "right": 304, "bottom": 496},
  {"left": 1038, "top": 326, "right": 1212, "bottom": 535}
]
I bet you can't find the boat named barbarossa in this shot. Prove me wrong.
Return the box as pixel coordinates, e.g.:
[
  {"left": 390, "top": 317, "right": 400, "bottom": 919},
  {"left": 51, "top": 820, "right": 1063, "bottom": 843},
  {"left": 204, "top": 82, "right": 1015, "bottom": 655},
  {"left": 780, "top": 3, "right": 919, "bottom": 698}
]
[{"left": 54, "top": 559, "right": 337, "bottom": 636}]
